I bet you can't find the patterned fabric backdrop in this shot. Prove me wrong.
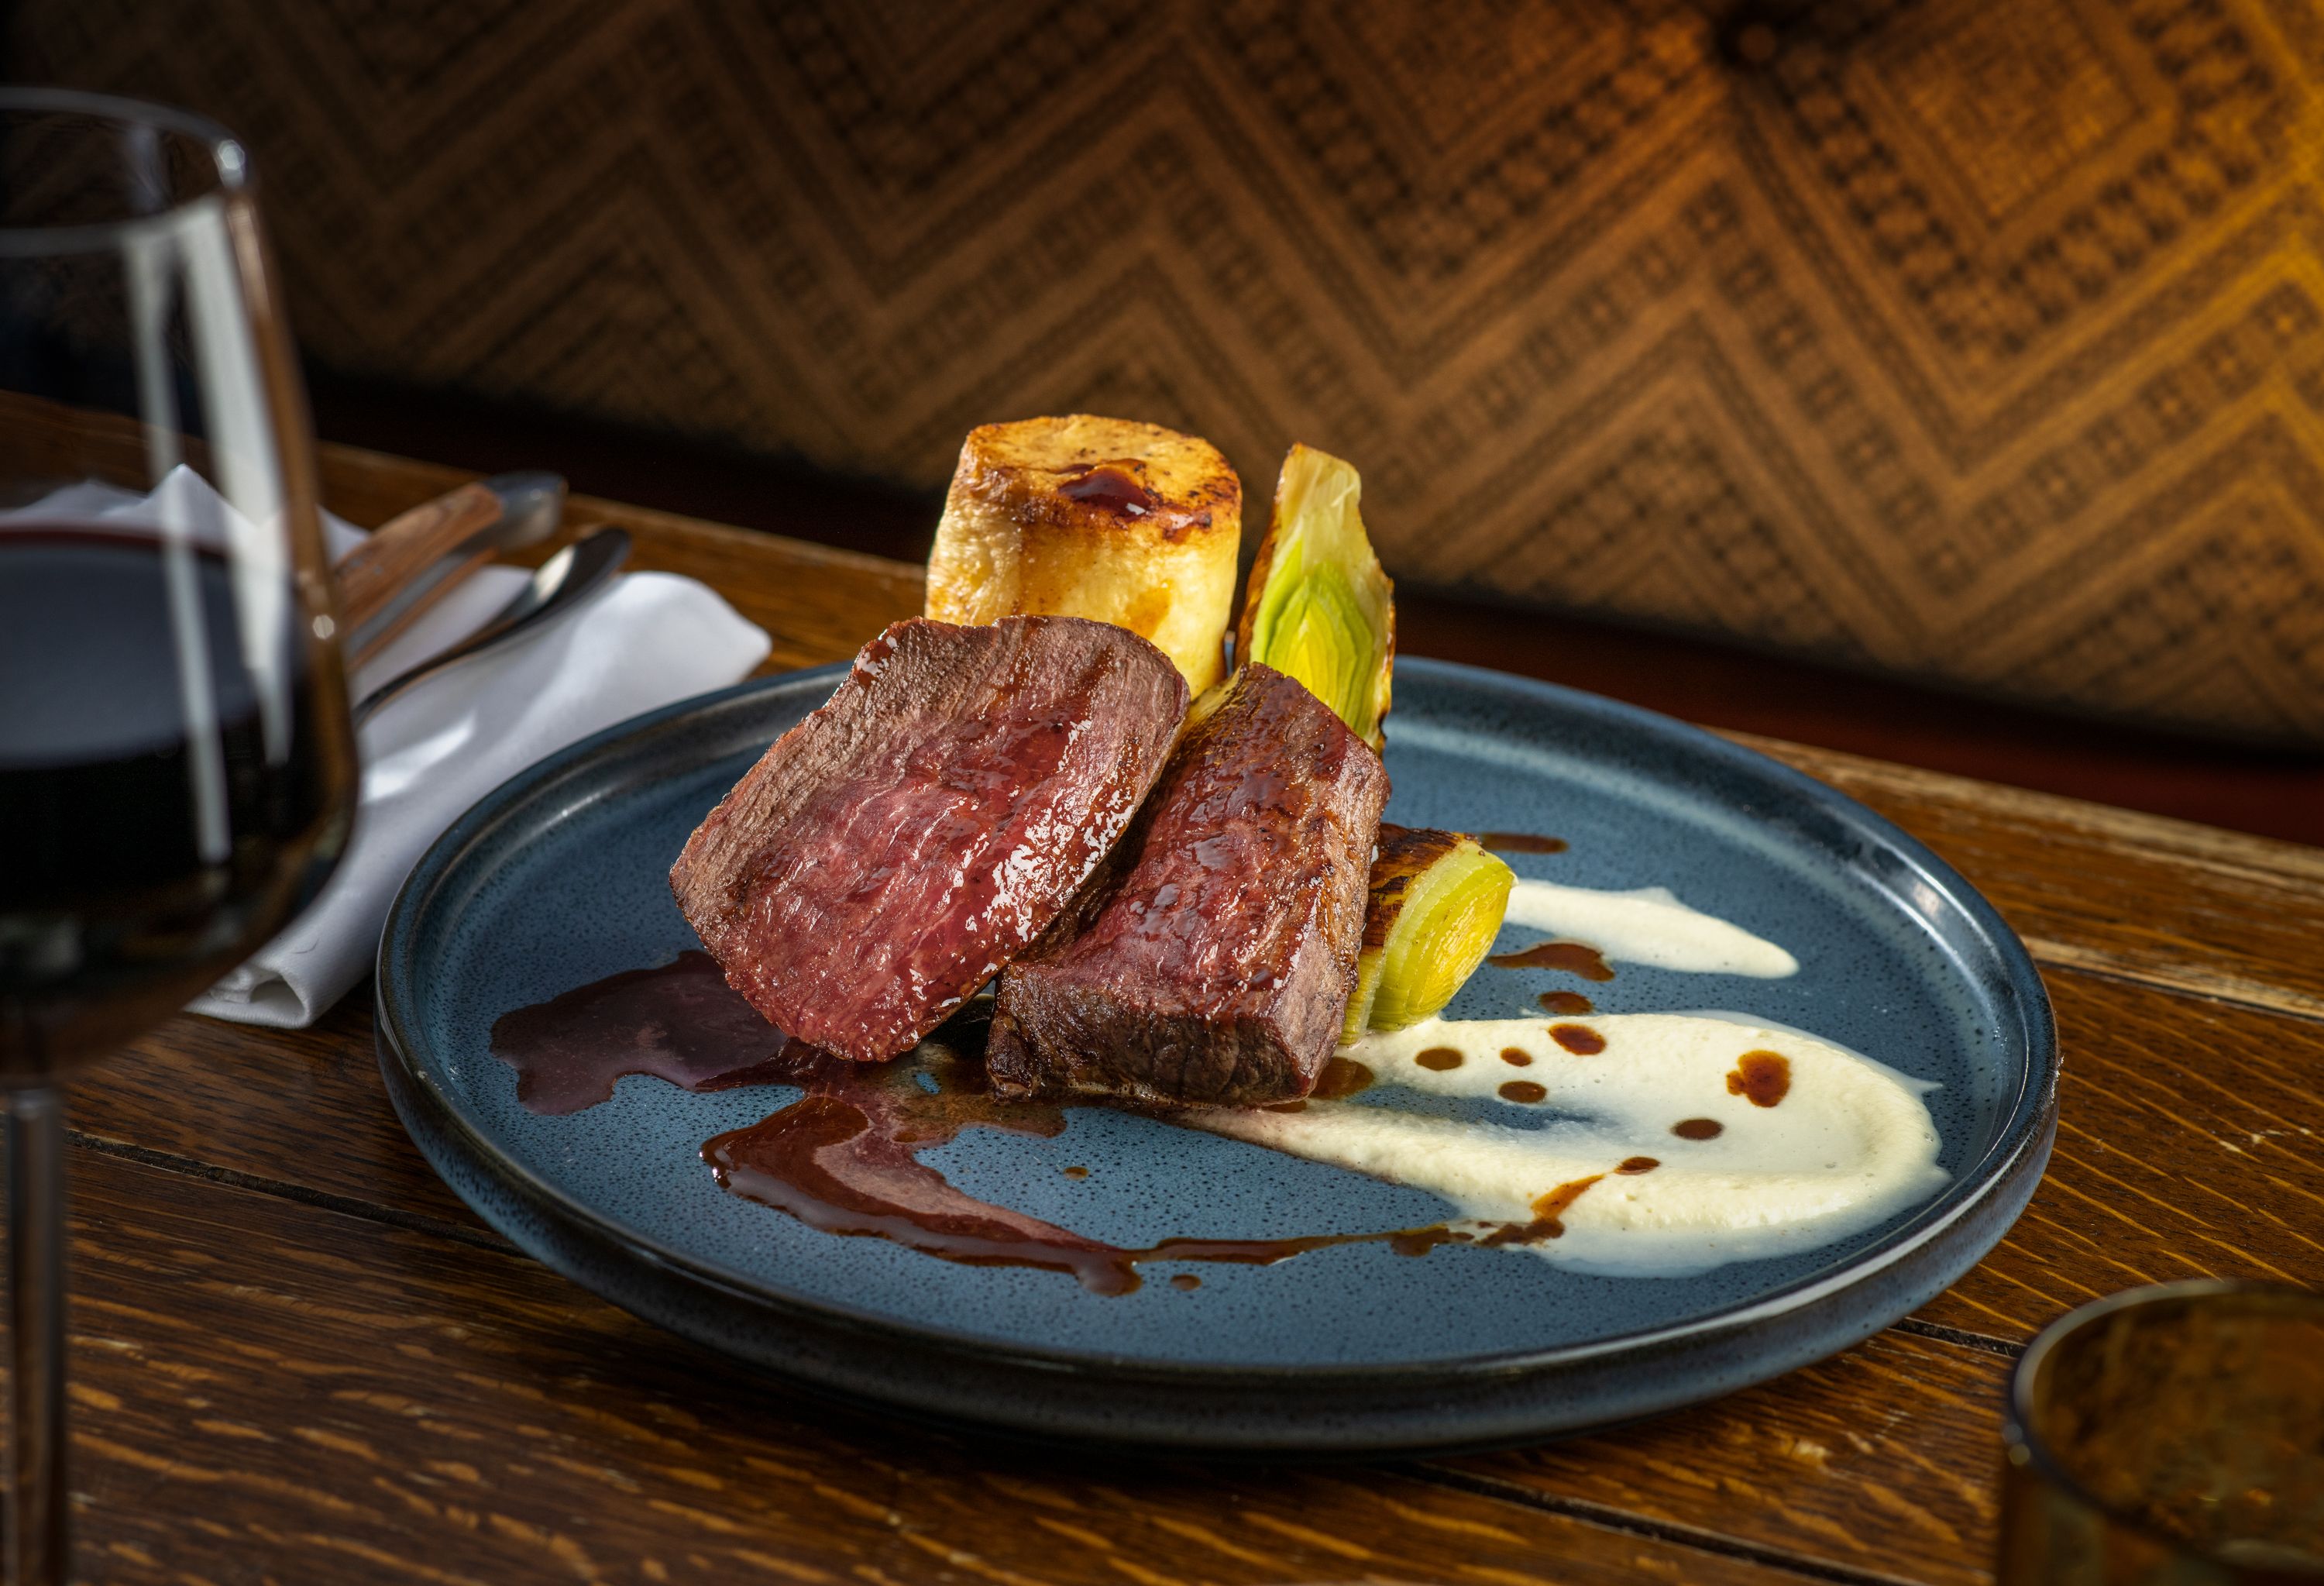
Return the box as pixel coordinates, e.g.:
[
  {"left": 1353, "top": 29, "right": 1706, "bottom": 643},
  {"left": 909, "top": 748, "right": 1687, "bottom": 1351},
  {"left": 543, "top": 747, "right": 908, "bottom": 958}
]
[{"left": 19, "top": 0, "right": 2324, "bottom": 741}]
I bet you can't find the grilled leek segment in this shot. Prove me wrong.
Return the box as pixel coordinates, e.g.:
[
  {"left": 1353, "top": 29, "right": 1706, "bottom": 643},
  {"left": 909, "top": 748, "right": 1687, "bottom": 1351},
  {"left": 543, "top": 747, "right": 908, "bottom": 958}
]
[
  {"left": 1236, "top": 444, "right": 1394, "bottom": 749},
  {"left": 1343, "top": 826, "right": 1515, "bottom": 1041}
]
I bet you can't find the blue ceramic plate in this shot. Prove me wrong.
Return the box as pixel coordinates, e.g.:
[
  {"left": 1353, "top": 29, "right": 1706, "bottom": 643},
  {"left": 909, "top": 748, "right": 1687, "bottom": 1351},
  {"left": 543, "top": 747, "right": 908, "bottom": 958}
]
[{"left": 377, "top": 659, "right": 2055, "bottom": 1454}]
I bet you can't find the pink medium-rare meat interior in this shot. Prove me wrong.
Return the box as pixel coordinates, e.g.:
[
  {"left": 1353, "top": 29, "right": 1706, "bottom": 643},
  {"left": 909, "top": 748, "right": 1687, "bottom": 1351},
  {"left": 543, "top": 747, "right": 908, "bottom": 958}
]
[{"left": 669, "top": 614, "right": 1190, "bottom": 1062}]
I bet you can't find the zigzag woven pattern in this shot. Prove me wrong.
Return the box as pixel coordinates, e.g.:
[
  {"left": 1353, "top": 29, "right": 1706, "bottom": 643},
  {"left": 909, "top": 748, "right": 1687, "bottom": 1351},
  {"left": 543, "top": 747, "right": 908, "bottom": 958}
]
[{"left": 22, "top": 0, "right": 2324, "bottom": 741}]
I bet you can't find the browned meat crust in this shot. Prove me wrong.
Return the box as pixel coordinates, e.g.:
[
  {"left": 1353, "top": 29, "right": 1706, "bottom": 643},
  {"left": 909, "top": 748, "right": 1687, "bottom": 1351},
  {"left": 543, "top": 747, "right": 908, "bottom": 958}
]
[{"left": 988, "top": 664, "right": 1389, "bottom": 1106}]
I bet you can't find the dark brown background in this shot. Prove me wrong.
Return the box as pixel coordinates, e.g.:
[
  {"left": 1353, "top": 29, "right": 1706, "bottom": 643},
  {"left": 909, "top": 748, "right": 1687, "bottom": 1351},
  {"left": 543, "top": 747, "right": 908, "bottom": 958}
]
[{"left": 15, "top": 0, "right": 2324, "bottom": 824}]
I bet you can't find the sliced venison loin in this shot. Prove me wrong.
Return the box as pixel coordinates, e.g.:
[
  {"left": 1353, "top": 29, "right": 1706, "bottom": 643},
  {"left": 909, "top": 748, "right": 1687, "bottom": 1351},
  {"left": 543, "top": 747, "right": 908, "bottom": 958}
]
[
  {"left": 988, "top": 662, "right": 1390, "bottom": 1106},
  {"left": 669, "top": 615, "right": 1189, "bottom": 1063}
]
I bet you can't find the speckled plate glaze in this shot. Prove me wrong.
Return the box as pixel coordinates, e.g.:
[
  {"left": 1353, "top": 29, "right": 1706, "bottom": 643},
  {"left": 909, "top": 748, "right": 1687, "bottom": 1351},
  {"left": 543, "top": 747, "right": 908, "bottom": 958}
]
[{"left": 377, "top": 659, "right": 2056, "bottom": 1455}]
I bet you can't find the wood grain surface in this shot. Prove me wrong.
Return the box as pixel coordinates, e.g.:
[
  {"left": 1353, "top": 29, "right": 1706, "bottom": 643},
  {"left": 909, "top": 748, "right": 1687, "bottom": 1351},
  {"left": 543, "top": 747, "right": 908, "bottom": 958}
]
[
  {"left": 32, "top": 440, "right": 2319, "bottom": 1586},
  {"left": 67, "top": 1154, "right": 1810, "bottom": 1586}
]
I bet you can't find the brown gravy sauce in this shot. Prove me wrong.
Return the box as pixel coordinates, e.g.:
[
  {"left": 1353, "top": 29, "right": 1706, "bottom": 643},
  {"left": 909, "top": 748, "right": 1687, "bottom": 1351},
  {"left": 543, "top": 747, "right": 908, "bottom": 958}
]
[
  {"left": 1057, "top": 463, "right": 1156, "bottom": 517},
  {"left": 1499, "top": 1046, "right": 1532, "bottom": 1067},
  {"left": 1415, "top": 1046, "right": 1464, "bottom": 1072},
  {"left": 498, "top": 959, "right": 1631, "bottom": 1297},
  {"left": 1672, "top": 1116, "right": 1724, "bottom": 1140},
  {"left": 704, "top": 1068, "right": 1588, "bottom": 1295},
  {"left": 1477, "top": 831, "right": 1569, "bottom": 854},
  {"left": 1477, "top": 1175, "right": 1601, "bottom": 1246},
  {"left": 1537, "top": 990, "right": 1594, "bottom": 1016},
  {"left": 489, "top": 951, "right": 809, "bottom": 1115},
  {"left": 1497, "top": 1080, "right": 1549, "bottom": 1104},
  {"left": 1549, "top": 1022, "right": 1605, "bottom": 1055},
  {"left": 1726, "top": 1049, "right": 1792, "bottom": 1108},
  {"left": 1489, "top": 940, "right": 1614, "bottom": 980},
  {"left": 1269, "top": 1057, "right": 1372, "bottom": 1113}
]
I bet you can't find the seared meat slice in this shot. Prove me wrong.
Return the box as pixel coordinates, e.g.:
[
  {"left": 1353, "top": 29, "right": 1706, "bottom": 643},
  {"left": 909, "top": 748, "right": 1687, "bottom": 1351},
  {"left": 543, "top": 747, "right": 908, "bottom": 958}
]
[
  {"left": 669, "top": 614, "right": 1188, "bottom": 1063},
  {"left": 988, "top": 663, "right": 1389, "bottom": 1106}
]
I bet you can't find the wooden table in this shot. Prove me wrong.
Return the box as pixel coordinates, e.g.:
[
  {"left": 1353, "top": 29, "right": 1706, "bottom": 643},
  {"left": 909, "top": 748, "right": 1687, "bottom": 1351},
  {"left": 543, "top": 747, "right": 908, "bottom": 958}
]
[{"left": 57, "top": 442, "right": 2324, "bottom": 1585}]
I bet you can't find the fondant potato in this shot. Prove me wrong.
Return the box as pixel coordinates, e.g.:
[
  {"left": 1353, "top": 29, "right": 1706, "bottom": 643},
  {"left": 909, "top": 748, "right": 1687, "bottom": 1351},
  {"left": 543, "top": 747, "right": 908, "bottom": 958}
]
[{"left": 924, "top": 415, "right": 1241, "bottom": 693}]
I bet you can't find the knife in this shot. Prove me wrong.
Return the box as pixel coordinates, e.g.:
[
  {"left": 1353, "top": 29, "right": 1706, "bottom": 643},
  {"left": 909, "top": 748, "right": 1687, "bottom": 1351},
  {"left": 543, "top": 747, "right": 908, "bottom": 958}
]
[{"left": 334, "top": 471, "right": 567, "bottom": 667}]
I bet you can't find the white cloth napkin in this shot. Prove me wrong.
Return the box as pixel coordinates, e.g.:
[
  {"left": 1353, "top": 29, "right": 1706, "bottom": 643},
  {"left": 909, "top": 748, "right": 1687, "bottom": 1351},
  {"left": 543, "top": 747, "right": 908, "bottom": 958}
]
[{"left": 5, "top": 467, "right": 772, "bottom": 1027}]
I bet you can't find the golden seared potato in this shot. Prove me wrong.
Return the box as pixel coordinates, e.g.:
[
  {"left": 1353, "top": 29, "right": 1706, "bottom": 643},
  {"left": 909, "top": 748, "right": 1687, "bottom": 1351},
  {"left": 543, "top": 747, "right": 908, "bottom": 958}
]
[{"left": 924, "top": 415, "right": 1241, "bottom": 693}]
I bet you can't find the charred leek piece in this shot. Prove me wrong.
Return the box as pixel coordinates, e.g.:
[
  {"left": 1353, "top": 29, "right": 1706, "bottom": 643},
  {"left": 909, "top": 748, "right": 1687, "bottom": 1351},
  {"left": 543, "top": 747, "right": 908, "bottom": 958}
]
[
  {"left": 1236, "top": 444, "right": 1394, "bottom": 749},
  {"left": 1343, "top": 826, "right": 1515, "bottom": 1041}
]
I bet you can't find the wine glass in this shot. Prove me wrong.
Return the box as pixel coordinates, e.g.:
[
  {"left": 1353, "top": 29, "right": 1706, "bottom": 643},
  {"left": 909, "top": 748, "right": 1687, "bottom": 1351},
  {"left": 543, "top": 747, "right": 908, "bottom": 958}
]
[{"left": 0, "top": 90, "right": 357, "bottom": 1582}]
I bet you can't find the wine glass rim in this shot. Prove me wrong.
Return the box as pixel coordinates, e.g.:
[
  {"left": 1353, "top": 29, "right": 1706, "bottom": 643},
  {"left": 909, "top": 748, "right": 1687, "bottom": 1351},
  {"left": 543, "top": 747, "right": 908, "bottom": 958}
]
[{"left": 0, "top": 86, "right": 252, "bottom": 255}]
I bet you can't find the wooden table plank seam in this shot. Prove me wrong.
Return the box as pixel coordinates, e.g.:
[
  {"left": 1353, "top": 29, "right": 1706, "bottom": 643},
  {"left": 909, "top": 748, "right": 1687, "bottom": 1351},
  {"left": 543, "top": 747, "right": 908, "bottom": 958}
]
[
  {"left": 63, "top": 1127, "right": 518, "bottom": 1257},
  {"left": 1719, "top": 733, "right": 2324, "bottom": 889},
  {"left": 2025, "top": 941, "right": 2324, "bottom": 1027},
  {"left": 1396, "top": 1464, "right": 1937, "bottom": 1586},
  {"left": 1883, "top": 1319, "right": 2020, "bottom": 1360}
]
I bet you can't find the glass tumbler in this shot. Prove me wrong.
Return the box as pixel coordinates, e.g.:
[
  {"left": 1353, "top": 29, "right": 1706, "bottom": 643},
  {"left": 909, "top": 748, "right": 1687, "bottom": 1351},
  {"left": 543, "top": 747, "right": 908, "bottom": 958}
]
[{"left": 1999, "top": 1280, "right": 2324, "bottom": 1583}]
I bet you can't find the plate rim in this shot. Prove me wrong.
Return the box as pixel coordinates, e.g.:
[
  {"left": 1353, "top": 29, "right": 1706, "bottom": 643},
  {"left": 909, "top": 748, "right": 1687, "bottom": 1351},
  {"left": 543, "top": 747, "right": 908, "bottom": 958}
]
[{"left": 377, "top": 656, "right": 2058, "bottom": 1392}]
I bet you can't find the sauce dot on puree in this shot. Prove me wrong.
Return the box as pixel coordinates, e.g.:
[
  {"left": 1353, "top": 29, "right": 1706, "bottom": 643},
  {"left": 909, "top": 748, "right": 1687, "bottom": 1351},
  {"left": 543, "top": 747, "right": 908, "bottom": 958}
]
[{"left": 1725, "top": 1050, "right": 1791, "bottom": 1107}]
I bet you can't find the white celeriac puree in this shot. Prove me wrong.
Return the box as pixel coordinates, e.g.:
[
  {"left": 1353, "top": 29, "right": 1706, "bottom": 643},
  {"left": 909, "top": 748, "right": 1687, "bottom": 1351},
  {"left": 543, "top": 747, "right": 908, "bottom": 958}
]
[
  {"left": 1189, "top": 1013, "right": 1946, "bottom": 1276},
  {"left": 1501, "top": 879, "right": 1800, "bottom": 978}
]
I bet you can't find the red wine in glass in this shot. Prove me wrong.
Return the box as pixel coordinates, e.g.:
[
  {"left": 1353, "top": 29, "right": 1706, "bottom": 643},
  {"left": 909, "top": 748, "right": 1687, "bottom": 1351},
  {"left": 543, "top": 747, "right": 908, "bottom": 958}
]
[
  {"left": 0, "top": 527, "right": 342, "bottom": 1065},
  {"left": 0, "top": 91, "right": 357, "bottom": 1584}
]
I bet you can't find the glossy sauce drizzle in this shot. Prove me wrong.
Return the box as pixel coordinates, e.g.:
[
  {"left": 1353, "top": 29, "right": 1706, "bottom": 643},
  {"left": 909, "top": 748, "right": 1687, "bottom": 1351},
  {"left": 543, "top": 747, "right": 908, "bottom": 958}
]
[
  {"left": 703, "top": 1061, "right": 1587, "bottom": 1295},
  {"left": 1538, "top": 990, "right": 1594, "bottom": 1016},
  {"left": 1489, "top": 940, "right": 1615, "bottom": 980},
  {"left": 1477, "top": 1175, "right": 1601, "bottom": 1246},
  {"left": 1057, "top": 463, "right": 1156, "bottom": 517},
  {"left": 1549, "top": 1023, "right": 1605, "bottom": 1055},
  {"left": 1672, "top": 1117, "right": 1724, "bottom": 1140},
  {"left": 1268, "top": 1056, "right": 1374, "bottom": 1113},
  {"left": 1726, "top": 1050, "right": 1792, "bottom": 1108},
  {"left": 490, "top": 951, "right": 808, "bottom": 1115},
  {"left": 498, "top": 960, "right": 1630, "bottom": 1296},
  {"left": 1477, "top": 831, "right": 1568, "bottom": 855}
]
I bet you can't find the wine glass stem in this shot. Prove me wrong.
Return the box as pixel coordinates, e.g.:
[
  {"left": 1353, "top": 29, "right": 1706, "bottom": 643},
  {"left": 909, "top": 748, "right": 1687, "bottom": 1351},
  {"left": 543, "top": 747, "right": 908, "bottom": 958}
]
[{"left": 5, "top": 1086, "right": 67, "bottom": 1586}]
